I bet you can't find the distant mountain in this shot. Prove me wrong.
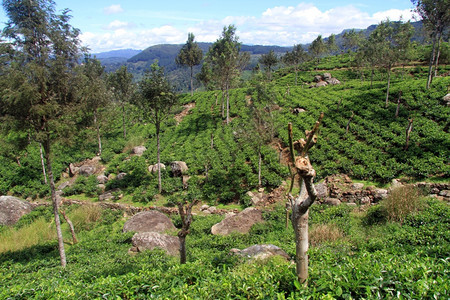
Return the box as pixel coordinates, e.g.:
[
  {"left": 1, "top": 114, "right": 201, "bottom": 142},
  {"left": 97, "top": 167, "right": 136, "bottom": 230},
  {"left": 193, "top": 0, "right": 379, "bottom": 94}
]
[{"left": 94, "top": 49, "right": 142, "bottom": 59}]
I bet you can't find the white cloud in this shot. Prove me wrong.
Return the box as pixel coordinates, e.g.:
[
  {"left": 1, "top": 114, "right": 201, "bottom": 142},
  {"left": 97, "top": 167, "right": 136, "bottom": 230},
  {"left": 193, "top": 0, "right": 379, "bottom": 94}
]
[
  {"left": 103, "top": 4, "right": 124, "bottom": 15},
  {"left": 83, "top": 3, "right": 419, "bottom": 52}
]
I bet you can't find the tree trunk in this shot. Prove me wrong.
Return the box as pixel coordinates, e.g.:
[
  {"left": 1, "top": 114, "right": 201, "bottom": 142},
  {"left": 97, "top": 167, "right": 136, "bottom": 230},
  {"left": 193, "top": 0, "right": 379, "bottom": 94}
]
[
  {"left": 122, "top": 103, "right": 126, "bottom": 139},
  {"left": 434, "top": 33, "right": 442, "bottom": 78},
  {"left": 385, "top": 67, "right": 391, "bottom": 108},
  {"left": 39, "top": 143, "right": 47, "bottom": 184},
  {"left": 226, "top": 84, "right": 230, "bottom": 125},
  {"left": 221, "top": 89, "right": 225, "bottom": 119},
  {"left": 43, "top": 138, "right": 66, "bottom": 268},
  {"left": 156, "top": 123, "right": 162, "bottom": 194},
  {"left": 293, "top": 210, "right": 309, "bottom": 285},
  {"left": 190, "top": 65, "right": 194, "bottom": 96},
  {"left": 427, "top": 33, "right": 437, "bottom": 89},
  {"left": 61, "top": 210, "right": 78, "bottom": 244},
  {"left": 179, "top": 234, "right": 187, "bottom": 264},
  {"left": 395, "top": 91, "right": 402, "bottom": 118},
  {"left": 404, "top": 118, "right": 413, "bottom": 151},
  {"left": 258, "top": 149, "right": 262, "bottom": 187},
  {"left": 94, "top": 109, "right": 102, "bottom": 156}
]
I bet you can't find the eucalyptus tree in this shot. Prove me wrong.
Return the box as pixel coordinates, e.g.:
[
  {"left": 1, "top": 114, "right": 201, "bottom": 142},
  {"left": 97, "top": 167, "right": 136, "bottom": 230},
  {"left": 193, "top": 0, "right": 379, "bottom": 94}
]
[
  {"left": 81, "top": 56, "right": 109, "bottom": 156},
  {"left": 176, "top": 33, "right": 203, "bottom": 96},
  {"left": 135, "top": 63, "right": 177, "bottom": 193},
  {"left": 411, "top": 0, "right": 450, "bottom": 88},
  {"left": 258, "top": 49, "right": 278, "bottom": 81},
  {"left": 207, "top": 25, "right": 247, "bottom": 124},
  {"left": 342, "top": 29, "right": 363, "bottom": 53},
  {"left": 108, "top": 65, "right": 134, "bottom": 139},
  {"left": 308, "top": 35, "right": 326, "bottom": 70},
  {"left": 326, "top": 34, "right": 338, "bottom": 55},
  {"left": 0, "top": 0, "right": 85, "bottom": 267},
  {"left": 283, "top": 44, "right": 308, "bottom": 86}
]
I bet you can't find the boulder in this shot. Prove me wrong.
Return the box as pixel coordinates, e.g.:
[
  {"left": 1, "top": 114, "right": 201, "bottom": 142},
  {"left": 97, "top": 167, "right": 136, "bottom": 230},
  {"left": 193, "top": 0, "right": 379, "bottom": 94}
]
[
  {"left": 123, "top": 210, "right": 176, "bottom": 233},
  {"left": 315, "top": 183, "right": 328, "bottom": 199},
  {"left": 373, "top": 189, "right": 388, "bottom": 202},
  {"left": 211, "top": 207, "right": 264, "bottom": 236},
  {"left": 116, "top": 172, "right": 127, "bottom": 180},
  {"left": 323, "top": 73, "right": 332, "bottom": 80},
  {"left": 132, "top": 146, "right": 147, "bottom": 156},
  {"left": 292, "top": 107, "right": 306, "bottom": 114},
  {"left": 315, "top": 81, "right": 328, "bottom": 87},
  {"left": 149, "top": 163, "right": 165, "bottom": 173},
  {"left": 230, "top": 244, "right": 290, "bottom": 261},
  {"left": 323, "top": 197, "right": 341, "bottom": 206},
  {"left": 69, "top": 163, "right": 79, "bottom": 177},
  {"left": 98, "top": 189, "right": 121, "bottom": 201},
  {"left": 0, "top": 196, "right": 34, "bottom": 226},
  {"left": 97, "top": 174, "right": 108, "bottom": 184},
  {"left": 326, "top": 78, "right": 341, "bottom": 85},
  {"left": 443, "top": 94, "right": 450, "bottom": 106},
  {"left": 79, "top": 165, "right": 96, "bottom": 176},
  {"left": 131, "top": 232, "right": 179, "bottom": 256},
  {"left": 170, "top": 161, "right": 188, "bottom": 177},
  {"left": 351, "top": 183, "right": 364, "bottom": 190},
  {"left": 314, "top": 75, "right": 323, "bottom": 82}
]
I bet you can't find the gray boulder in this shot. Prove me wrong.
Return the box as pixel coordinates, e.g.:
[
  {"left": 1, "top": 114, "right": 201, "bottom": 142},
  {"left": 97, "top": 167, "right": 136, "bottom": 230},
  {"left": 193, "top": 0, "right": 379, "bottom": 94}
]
[
  {"left": 123, "top": 211, "right": 176, "bottom": 233},
  {"left": 443, "top": 94, "right": 450, "bottom": 106},
  {"left": 326, "top": 78, "right": 341, "bottom": 85},
  {"left": 230, "top": 244, "right": 290, "bottom": 260},
  {"left": 97, "top": 174, "right": 108, "bottom": 184},
  {"left": 131, "top": 232, "right": 179, "bottom": 256},
  {"left": 323, "top": 197, "right": 341, "bottom": 206},
  {"left": 323, "top": 73, "right": 332, "bottom": 80},
  {"left": 69, "top": 163, "right": 79, "bottom": 177},
  {"left": 116, "top": 172, "right": 127, "bottom": 180},
  {"left": 314, "top": 75, "right": 323, "bottom": 82},
  {"left": 315, "top": 183, "right": 328, "bottom": 199},
  {"left": 211, "top": 207, "right": 264, "bottom": 236},
  {"left": 132, "top": 146, "right": 147, "bottom": 156},
  {"left": 79, "top": 165, "right": 96, "bottom": 176},
  {"left": 149, "top": 163, "right": 166, "bottom": 173},
  {"left": 373, "top": 189, "right": 388, "bottom": 202},
  {"left": 170, "top": 161, "right": 188, "bottom": 177},
  {"left": 315, "top": 81, "right": 328, "bottom": 87},
  {"left": 0, "top": 196, "right": 34, "bottom": 226}
]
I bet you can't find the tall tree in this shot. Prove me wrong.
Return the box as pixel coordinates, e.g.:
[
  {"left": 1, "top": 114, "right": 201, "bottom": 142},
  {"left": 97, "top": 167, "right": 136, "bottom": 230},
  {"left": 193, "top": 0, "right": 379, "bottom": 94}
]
[
  {"left": 342, "top": 29, "right": 363, "bottom": 53},
  {"left": 283, "top": 44, "right": 308, "bottom": 86},
  {"left": 308, "top": 35, "right": 326, "bottom": 70},
  {"left": 258, "top": 49, "right": 278, "bottom": 81},
  {"left": 135, "top": 63, "right": 177, "bottom": 193},
  {"left": 81, "top": 56, "right": 109, "bottom": 156},
  {"left": 176, "top": 33, "right": 203, "bottom": 96},
  {"left": 1, "top": 0, "right": 84, "bottom": 267},
  {"left": 207, "top": 25, "right": 247, "bottom": 124},
  {"left": 326, "top": 33, "right": 338, "bottom": 55},
  {"left": 108, "top": 66, "right": 134, "bottom": 139},
  {"left": 411, "top": 0, "right": 450, "bottom": 88}
]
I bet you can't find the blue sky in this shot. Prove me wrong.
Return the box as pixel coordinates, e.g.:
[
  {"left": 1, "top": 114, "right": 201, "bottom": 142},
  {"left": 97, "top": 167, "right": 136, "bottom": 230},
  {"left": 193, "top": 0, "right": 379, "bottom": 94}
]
[{"left": 0, "top": 0, "right": 418, "bottom": 53}]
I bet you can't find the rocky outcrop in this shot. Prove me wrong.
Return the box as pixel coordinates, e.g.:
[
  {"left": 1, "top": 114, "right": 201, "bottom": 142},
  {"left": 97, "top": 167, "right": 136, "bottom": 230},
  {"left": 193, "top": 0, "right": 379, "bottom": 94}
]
[
  {"left": 79, "top": 165, "right": 96, "bottom": 176},
  {"left": 311, "top": 73, "right": 341, "bottom": 88},
  {"left": 123, "top": 211, "right": 176, "bottom": 233},
  {"left": 97, "top": 174, "right": 108, "bottom": 184},
  {"left": 211, "top": 207, "right": 264, "bottom": 236},
  {"left": 170, "top": 161, "right": 188, "bottom": 177},
  {"left": 130, "top": 232, "right": 179, "bottom": 256},
  {"left": 230, "top": 244, "right": 290, "bottom": 261},
  {"left": 0, "top": 196, "right": 34, "bottom": 226},
  {"left": 98, "top": 189, "right": 122, "bottom": 201},
  {"left": 148, "top": 163, "right": 166, "bottom": 173}
]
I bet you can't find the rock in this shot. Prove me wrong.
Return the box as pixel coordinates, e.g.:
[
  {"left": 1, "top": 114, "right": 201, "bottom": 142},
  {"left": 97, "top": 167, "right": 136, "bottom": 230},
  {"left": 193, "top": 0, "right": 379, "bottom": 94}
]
[
  {"left": 391, "top": 179, "right": 403, "bottom": 188},
  {"left": 200, "top": 204, "right": 210, "bottom": 211},
  {"left": 97, "top": 184, "right": 106, "bottom": 192},
  {"left": 170, "top": 161, "right": 188, "bottom": 177},
  {"left": 292, "top": 107, "right": 307, "bottom": 114},
  {"left": 430, "top": 187, "right": 440, "bottom": 194},
  {"left": 123, "top": 211, "right": 176, "bottom": 233},
  {"left": 225, "top": 212, "right": 236, "bottom": 218},
  {"left": 314, "top": 75, "right": 323, "bottom": 82},
  {"left": 58, "top": 181, "right": 72, "bottom": 190},
  {"left": 211, "top": 207, "right": 264, "bottom": 236},
  {"left": 182, "top": 175, "right": 190, "bottom": 188},
  {"left": 360, "top": 196, "right": 371, "bottom": 205},
  {"left": 97, "top": 174, "right": 108, "bottom": 184},
  {"left": 0, "top": 196, "right": 34, "bottom": 226},
  {"left": 439, "top": 190, "right": 450, "bottom": 197},
  {"left": 315, "top": 81, "right": 328, "bottom": 87},
  {"left": 131, "top": 232, "right": 179, "bottom": 256},
  {"left": 443, "top": 94, "right": 450, "bottom": 106},
  {"left": 79, "top": 165, "right": 96, "bottom": 176},
  {"left": 98, "top": 189, "right": 121, "bottom": 201},
  {"left": 132, "top": 146, "right": 147, "bottom": 156},
  {"left": 230, "top": 244, "right": 290, "bottom": 261},
  {"left": 315, "top": 183, "right": 328, "bottom": 199},
  {"left": 323, "top": 197, "right": 341, "bottom": 206},
  {"left": 206, "top": 206, "right": 217, "bottom": 214},
  {"left": 351, "top": 183, "right": 364, "bottom": 190},
  {"left": 69, "top": 163, "right": 79, "bottom": 177},
  {"left": 323, "top": 73, "right": 332, "bottom": 80},
  {"left": 346, "top": 203, "right": 357, "bottom": 207},
  {"left": 149, "top": 163, "right": 166, "bottom": 173},
  {"left": 116, "top": 172, "right": 127, "bottom": 180},
  {"left": 373, "top": 189, "right": 388, "bottom": 202},
  {"left": 92, "top": 156, "right": 102, "bottom": 163},
  {"left": 326, "top": 78, "right": 341, "bottom": 85}
]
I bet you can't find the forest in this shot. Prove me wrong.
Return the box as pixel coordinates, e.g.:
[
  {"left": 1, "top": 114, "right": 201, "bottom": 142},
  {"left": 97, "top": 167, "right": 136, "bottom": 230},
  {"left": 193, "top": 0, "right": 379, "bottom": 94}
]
[{"left": 0, "top": 0, "right": 449, "bottom": 298}]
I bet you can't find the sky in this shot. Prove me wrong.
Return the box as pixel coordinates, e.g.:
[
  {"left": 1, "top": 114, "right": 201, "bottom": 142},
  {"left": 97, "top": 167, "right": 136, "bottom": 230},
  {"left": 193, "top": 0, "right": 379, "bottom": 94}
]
[{"left": 0, "top": 0, "right": 419, "bottom": 53}]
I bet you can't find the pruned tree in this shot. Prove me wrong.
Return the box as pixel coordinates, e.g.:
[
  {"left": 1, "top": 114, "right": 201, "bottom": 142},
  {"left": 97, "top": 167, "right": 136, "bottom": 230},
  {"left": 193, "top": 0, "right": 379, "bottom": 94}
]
[
  {"left": 287, "top": 113, "right": 324, "bottom": 285},
  {"left": 1, "top": 0, "right": 85, "bottom": 267},
  {"left": 176, "top": 33, "right": 203, "bottom": 96},
  {"left": 135, "top": 63, "right": 177, "bottom": 193},
  {"left": 108, "top": 65, "right": 134, "bottom": 139},
  {"left": 258, "top": 49, "right": 278, "bottom": 81},
  {"left": 283, "top": 44, "right": 308, "bottom": 86},
  {"left": 411, "top": 0, "right": 450, "bottom": 88}
]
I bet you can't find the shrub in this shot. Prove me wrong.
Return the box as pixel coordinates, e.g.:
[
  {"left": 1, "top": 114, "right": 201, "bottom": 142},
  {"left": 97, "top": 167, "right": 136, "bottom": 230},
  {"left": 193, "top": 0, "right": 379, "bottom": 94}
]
[
  {"left": 383, "top": 185, "right": 424, "bottom": 224},
  {"left": 363, "top": 204, "right": 388, "bottom": 226},
  {"left": 309, "top": 224, "right": 344, "bottom": 246},
  {"left": 69, "top": 205, "right": 102, "bottom": 233}
]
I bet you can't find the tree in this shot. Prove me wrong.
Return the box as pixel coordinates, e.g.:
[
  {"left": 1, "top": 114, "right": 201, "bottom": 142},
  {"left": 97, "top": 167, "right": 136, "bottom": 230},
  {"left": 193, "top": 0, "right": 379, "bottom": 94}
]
[
  {"left": 326, "top": 33, "right": 338, "bottom": 55},
  {"left": 108, "top": 65, "right": 134, "bottom": 139},
  {"left": 411, "top": 0, "right": 450, "bottom": 88},
  {"left": 1, "top": 0, "right": 84, "bottom": 267},
  {"left": 287, "top": 113, "right": 323, "bottom": 285},
  {"left": 258, "top": 49, "right": 278, "bottom": 81},
  {"left": 308, "top": 35, "right": 326, "bottom": 70},
  {"left": 283, "top": 44, "right": 308, "bottom": 86},
  {"left": 207, "top": 25, "right": 247, "bottom": 124},
  {"left": 176, "top": 33, "right": 203, "bottom": 96},
  {"left": 342, "top": 29, "right": 363, "bottom": 53},
  {"left": 81, "top": 56, "right": 109, "bottom": 156},
  {"left": 135, "top": 63, "right": 177, "bottom": 193}
]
